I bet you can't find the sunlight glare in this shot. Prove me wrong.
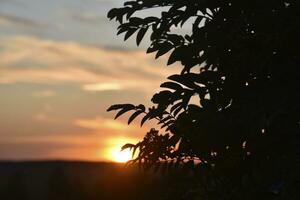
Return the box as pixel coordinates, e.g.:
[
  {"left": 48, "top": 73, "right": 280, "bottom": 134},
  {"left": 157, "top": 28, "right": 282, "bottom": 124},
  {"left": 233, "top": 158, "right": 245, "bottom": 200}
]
[
  {"left": 101, "top": 137, "right": 137, "bottom": 163},
  {"left": 112, "top": 147, "right": 132, "bottom": 163}
]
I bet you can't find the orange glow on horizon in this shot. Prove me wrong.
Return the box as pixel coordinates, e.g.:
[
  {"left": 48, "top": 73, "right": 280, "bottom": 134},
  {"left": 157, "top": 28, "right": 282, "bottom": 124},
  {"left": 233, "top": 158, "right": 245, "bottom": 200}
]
[
  {"left": 112, "top": 147, "right": 132, "bottom": 163},
  {"left": 100, "top": 137, "right": 138, "bottom": 163}
]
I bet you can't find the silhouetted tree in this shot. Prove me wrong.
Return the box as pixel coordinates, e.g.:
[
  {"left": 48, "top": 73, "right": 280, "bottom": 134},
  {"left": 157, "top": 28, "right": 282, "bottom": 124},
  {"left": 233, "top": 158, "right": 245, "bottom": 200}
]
[{"left": 107, "top": 1, "right": 299, "bottom": 199}]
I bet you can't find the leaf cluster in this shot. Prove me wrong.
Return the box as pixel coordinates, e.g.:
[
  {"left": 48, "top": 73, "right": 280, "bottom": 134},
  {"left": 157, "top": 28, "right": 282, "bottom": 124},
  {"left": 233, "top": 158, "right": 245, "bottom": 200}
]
[{"left": 107, "top": 0, "right": 299, "bottom": 183}]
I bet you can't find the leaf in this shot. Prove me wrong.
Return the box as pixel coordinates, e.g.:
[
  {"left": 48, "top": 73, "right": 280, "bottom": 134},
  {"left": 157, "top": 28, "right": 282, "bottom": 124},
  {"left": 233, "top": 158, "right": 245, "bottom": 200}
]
[
  {"left": 155, "top": 42, "right": 173, "bottom": 59},
  {"left": 167, "top": 34, "right": 184, "bottom": 46},
  {"left": 124, "top": 28, "right": 137, "bottom": 41},
  {"left": 161, "top": 120, "right": 175, "bottom": 129},
  {"left": 173, "top": 105, "right": 183, "bottom": 116},
  {"left": 141, "top": 112, "right": 151, "bottom": 126},
  {"left": 121, "top": 143, "right": 135, "bottom": 151},
  {"left": 180, "top": 14, "right": 190, "bottom": 27},
  {"left": 167, "top": 47, "right": 181, "bottom": 65},
  {"left": 166, "top": 124, "right": 176, "bottom": 133},
  {"left": 117, "top": 26, "right": 128, "bottom": 35},
  {"left": 144, "top": 17, "right": 159, "bottom": 24},
  {"left": 147, "top": 45, "right": 159, "bottom": 53},
  {"left": 126, "top": 9, "right": 135, "bottom": 20},
  {"left": 128, "top": 110, "right": 144, "bottom": 124},
  {"left": 124, "top": 1, "right": 136, "bottom": 7},
  {"left": 181, "top": 91, "right": 193, "bottom": 109},
  {"left": 170, "top": 102, "right": 183, "bottom": 113},
  {"left": 129, "top": 17, "right": 142, "bottom": 24},
  {"left": 116, "top": 14, "right": 123, "bottom": 24},
  {"left": 132, "top": 143, "right": 140, "bottom": 158},
  {"left": 136, "top": 26, "right": 149, "bottom": 46},
  {"left": 114, "top": 104, "right": 136, "bottom": 119},
  {"left": 185, "top": 34, "right": 193, "bottom": 42},
  {"left": 107, "top": 104, "right": 131, "bottom": 112},
  {"left": 158, "top": 115, "right": 173, "bottom": 125},
  {"left": 136, "top": 104, "right": 146, "bottom": 112},
  {"left": 168, "top": 73, "right": 199, "bottom": 88},
  {"left": 151, "top": 90, "right": 172, "bottom": 104},
  {"left": 107, "top": 8, "right": 117, "bottom": 20},
  {"left": 160, "top": 81, "right": 183, "bottom": 91}
]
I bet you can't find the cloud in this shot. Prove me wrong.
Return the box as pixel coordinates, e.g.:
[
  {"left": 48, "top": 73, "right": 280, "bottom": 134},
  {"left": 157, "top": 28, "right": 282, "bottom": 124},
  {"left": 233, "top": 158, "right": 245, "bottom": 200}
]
[
  {"left": 0, "top": 36, "right": 179, "bottom": 95},
  {"left": 0, "top": 134, "right": 101, "bottom": 160},
  {"left": 0, "top": 35, "right": 179, "bottom": 160},
  {"left": 74, "top": 116, "right": 148, "bottom": 137},
  {"left": 33, "top": 90, "right": 56, "bottom": 97},
  {"left": 0, "top": 68, "right": 102, "bottom": 84},
  {"left": 0, "top": 13, "right": 43, "bottom": 28},
  {"left": 83, "top": 82, "right": 122, "bottom": 92},
  {"left": 69, "top": 11, "right": 106, "bottom": 24},
  {"left": 75, "top": 117, "right": 127, "bottom": 130}
]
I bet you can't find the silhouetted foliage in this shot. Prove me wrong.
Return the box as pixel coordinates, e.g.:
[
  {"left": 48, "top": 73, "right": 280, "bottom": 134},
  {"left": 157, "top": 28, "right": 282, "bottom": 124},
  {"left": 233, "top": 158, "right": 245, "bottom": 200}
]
[{"left": 108, "top": 1, "right": 299, "bottom": 199}]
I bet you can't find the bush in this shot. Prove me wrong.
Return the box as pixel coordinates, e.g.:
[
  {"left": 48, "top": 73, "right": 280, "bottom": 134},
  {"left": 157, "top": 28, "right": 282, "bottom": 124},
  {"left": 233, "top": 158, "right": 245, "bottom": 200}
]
[{"left": 107, "top": 1, "right": 299, "bottom": 199}]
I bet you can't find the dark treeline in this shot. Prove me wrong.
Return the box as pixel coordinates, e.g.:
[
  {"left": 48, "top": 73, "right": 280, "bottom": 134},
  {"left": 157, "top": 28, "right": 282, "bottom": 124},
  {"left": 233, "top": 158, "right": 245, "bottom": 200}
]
[{"left": 0, "top": 161, "right": 201, "bottom": 200}]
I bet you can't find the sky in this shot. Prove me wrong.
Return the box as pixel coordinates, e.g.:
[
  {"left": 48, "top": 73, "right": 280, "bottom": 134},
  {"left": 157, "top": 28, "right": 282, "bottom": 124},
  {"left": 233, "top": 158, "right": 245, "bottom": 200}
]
[{"left": 0, "top": 0, "right": 179, "bottom": 161}]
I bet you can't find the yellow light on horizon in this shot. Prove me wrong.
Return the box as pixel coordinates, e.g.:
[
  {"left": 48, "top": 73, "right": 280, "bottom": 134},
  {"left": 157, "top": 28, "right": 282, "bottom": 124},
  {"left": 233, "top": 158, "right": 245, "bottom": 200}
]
[
  {"left": 112, "top": 147, "right": 132, "bottom": 163},
  {"left": 100, "top": 137, "right": 137, "bottom": 163}
]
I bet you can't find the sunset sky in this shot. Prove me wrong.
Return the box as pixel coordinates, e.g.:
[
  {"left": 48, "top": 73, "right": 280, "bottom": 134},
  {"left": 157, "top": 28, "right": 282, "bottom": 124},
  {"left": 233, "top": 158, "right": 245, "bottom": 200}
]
[{"left": 0, "top": 0, "right": 179, "bottom": 161}]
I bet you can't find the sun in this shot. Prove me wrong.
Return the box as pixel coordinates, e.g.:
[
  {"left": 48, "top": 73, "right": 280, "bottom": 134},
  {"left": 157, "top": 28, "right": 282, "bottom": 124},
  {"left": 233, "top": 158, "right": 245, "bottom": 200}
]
[
  {"left": 112, "top": 146, "right": 132, "bottom": 163},
  {"left": 101, "top": 137, "right": 137, "bottom": 163}
]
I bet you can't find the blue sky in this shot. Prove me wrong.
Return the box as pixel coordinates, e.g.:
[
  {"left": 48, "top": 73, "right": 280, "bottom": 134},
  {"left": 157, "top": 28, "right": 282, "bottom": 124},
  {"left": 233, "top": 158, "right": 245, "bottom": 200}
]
[
  {"left": 0, "top": 0, "right": 134, "bottom": 47},
  {"left": 0, "top": 0, "right": 179, "bottom": 161}
]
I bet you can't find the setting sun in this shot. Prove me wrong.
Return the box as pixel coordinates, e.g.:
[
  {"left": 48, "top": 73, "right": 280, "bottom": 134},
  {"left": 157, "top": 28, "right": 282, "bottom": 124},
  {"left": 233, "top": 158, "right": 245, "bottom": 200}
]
[
  {"left": 101, "top": 137, "right": 138, "bottom": 163},
  {"left": 112, "top": 147, "right": 132, "bottom": 163}
]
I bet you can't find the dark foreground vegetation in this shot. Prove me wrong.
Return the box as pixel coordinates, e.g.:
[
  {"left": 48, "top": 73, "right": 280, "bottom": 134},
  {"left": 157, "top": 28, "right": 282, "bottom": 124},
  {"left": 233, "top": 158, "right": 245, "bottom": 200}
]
[
  {"left": 107, "top": 0, "right": 299, "bottom": 199},
  {"left": 0, "top": 161, "right": 203, "bottom": 200}
]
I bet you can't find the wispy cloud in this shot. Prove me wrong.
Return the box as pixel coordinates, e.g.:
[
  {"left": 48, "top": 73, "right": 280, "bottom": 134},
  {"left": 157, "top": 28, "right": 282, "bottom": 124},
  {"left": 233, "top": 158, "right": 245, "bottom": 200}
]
[
  {"left": 0, "top": 35, "right": 178, "bottom": 160},
  {"left": 33, "top": 90, "right": 56, "bottom": 97},
  {"left": 0, "top": 68, "right": 103, "bottom": 84},
  {"left": 0, "top": 13, "right": 43, "bottom": 28},
  {"left": 0, "top": 134, "right": 101, "bottom": 160},
  {"left": 0, "top": 36, "right": 179, "bottom": 93},
  {"left": 69, "top": 11, "right": 106, "bottom": 24},
  {"left": 83, "top": 82, "right": 122, "bottom": 91},
  {"left": 74, "top": 116, "right": 148, "bottom": 137},
  {"left": 0, "top": 0, "right": 177, "bottom": 161}
]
